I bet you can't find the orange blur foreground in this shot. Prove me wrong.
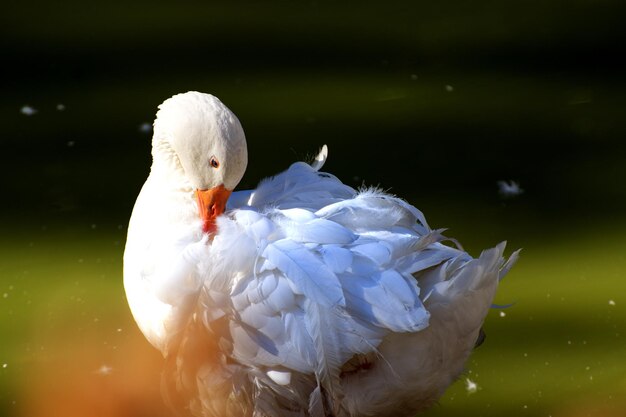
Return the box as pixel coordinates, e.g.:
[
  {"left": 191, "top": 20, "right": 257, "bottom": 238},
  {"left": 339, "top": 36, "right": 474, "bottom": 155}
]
[{"left": 16, "top": 326, "right": 168, "bottom": 417}]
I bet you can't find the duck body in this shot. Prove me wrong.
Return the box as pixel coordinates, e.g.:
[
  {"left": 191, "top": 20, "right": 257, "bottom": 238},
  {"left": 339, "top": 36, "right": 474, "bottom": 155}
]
[{"left": 124, "top": 92, "right": 518, "bottom": 417}]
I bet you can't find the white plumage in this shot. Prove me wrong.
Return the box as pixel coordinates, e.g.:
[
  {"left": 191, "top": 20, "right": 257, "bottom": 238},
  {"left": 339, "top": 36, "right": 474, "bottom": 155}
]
[{"left": 123, "top": 91, "right": 518, "bottom": 417}]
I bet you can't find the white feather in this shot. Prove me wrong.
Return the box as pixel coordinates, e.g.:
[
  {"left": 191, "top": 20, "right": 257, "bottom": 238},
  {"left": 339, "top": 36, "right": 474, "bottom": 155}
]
[
  {"left": 310, "top": 145, "right": 328, "bottom": 171},
  {"left": 262, "top": 239, "right": 345, "bottom": 308},
  {"left": 277, "top": 216, "right": 357, "bottom": 245},
  {"left": 320, "top": 245, "right": 353, "bottom": 274},
  {"left": 351, "top": 241, "right": 392, "bottom": 265}
]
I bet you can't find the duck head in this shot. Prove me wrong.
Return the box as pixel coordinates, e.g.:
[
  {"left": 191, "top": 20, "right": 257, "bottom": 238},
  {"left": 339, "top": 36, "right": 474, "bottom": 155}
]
[{"left": 152, "top": 91, "right": 248, "bottom": 234}]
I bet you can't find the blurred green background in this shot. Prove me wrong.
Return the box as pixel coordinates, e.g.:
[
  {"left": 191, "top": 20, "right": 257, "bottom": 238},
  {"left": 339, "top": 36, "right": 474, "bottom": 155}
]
[{"left": 2, "top": 0, "right": 626, "bottom": 416}]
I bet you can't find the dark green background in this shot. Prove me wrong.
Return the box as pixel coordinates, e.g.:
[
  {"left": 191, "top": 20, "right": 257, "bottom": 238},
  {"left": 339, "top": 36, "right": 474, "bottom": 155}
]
[{"left": 2, "top": 1, "right": 626, "bottom": 416}]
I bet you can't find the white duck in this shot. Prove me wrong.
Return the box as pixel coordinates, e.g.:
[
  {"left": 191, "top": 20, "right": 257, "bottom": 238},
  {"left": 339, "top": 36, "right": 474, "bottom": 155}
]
[{"left": 124, "top": 91, "right": 518, "bottom": 417}]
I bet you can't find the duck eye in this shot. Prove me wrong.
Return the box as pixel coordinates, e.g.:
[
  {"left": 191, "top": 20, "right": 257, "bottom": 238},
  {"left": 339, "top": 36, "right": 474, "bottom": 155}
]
[{"left": 209, "top": 156, "right": 220, "bottom": 169}]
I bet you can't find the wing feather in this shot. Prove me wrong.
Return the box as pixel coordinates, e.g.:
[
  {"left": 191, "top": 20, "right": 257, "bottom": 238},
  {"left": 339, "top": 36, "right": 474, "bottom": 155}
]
[{"left": 262, "top": 239, "right": 345, "bottom": 308}]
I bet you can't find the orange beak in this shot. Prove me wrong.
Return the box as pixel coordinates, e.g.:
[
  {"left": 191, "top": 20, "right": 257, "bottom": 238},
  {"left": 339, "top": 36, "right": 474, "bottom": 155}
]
[{"left": 195, "top": 185, "right": 232, "bottom": 234}]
